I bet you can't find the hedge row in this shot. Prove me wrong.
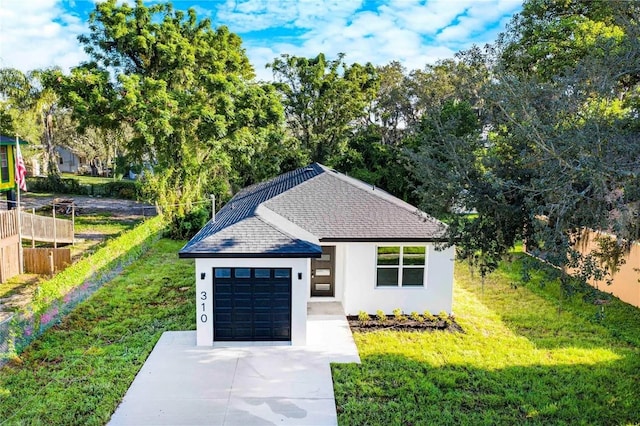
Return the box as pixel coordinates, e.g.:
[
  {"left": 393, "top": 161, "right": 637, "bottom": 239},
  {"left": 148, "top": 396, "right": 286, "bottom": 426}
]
[
  {"left": 3, "top": 216, "right": 166, "bottom": 357},
  {"left": 26, "top": 177, "right": 139, "bottom": 200}
]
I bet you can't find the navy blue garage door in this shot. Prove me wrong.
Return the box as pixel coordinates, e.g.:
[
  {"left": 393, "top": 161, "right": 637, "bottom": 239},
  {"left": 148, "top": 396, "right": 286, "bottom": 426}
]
[{"left": 213, "top": 268, "right": 292, "bottom": 341}]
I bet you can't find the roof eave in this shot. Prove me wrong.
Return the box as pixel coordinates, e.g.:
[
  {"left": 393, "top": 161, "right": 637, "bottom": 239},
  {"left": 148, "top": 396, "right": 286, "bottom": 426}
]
[
  {"left": 319, "top": 237, "right": 449, "bottom": 243},
  {"left": 178, "top": 251, "right": 322, "bottom": 259}
]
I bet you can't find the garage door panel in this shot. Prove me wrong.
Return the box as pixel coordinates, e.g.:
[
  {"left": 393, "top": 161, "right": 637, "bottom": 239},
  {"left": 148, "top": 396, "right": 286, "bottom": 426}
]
[
  {"left": 272, "top": 327, "right": 291, "bottom": 339},
  {"left": 254, "top": 298, "right": 274, "bottom": 308},
  {"left": 272, "top": 311, "right": 290, "bottom": 321},
  {"left": 215, "top": 328, "right": 233, "bottom": 339},
  {"left": 233, "top": 312, "right": 252, "bottom": 323},
  {"left": 254, "top": 285, "right": 271, "bottom": 294},
  {"left": 254, "top": 312, "right": 271, "bottom": 322},
  {"left": 234, "top": 296, "right": 252, "bottom": 304},
  {"left": 213, "top": 268, "right": 292, "bottom": 341},
  {"left": 216, "top": 283, "right": 232, "bottom": 293}
]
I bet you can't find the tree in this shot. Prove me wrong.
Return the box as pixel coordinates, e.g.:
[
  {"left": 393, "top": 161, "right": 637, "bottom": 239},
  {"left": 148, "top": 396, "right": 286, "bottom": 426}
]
[
  {"left": 372, "top": 61, "right": 412, "bottom": 146},
  {"left": 490, "top": 0, "right": 640, "bottom": 254},
  {"left": 0, "top": 68, "right": 63, "bottom": 177},
  {"left": 268, "top": 53, "right": 378, "bottom": 164},
  {"left": 53, "top": 0, "right": 286, "bottom": 222},
  {"left": 403, "top": 54, "right": 489, "bottom": 130},
  {"left": 54, "top": 112, "right": 131, "bottom": 176},
  {"left": 498, "top": 0, "right": 635, "bottom": 81},
  {"left": 408, "top": 0, "right": 640, "bottom": 301}
]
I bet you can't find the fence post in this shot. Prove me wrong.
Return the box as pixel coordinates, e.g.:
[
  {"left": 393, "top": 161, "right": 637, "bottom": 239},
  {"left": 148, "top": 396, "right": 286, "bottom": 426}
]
[
  {"left": 52, "top": 203, "right": 57, "bottom": 249},
  {"left": 48, "top": 250, "right": 54, "bottom": 277},
  {"left": 71, "top": 205, "right": 75, "bottom": 246},
  {"left": 31, "top": 208, "right": 35, "bottom": 248},
  {"left": 16, "top": 209, "right": 23, "bottom": 274}
]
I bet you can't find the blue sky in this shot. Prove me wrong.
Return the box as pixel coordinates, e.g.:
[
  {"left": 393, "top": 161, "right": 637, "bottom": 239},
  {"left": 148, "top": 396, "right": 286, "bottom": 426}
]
[{"left": 0, "top": 0, "right": 522, "bottom": 80}]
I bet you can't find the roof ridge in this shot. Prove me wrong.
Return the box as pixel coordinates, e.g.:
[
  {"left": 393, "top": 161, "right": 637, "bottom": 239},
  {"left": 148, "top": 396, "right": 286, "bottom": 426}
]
[
  {"left": 261, "top": 164, "right": 325, "bottom": 205},
  {"left": 232, "top": 163, "right": 323, "bottom": 204}
]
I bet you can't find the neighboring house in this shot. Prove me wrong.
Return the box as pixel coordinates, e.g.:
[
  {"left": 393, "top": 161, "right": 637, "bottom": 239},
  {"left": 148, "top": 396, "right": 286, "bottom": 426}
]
[
  {"left": 573, "top": 230, "right": 640, "bottom": 308},
  {"left": 55, "top": 146, "right": 86, "bottom": 174},
  {"left": 0, "top": 135, "right": 27, "bottom": 204},
  {"left": 179, "top": 163, "right": 455, "bottom": 346}
]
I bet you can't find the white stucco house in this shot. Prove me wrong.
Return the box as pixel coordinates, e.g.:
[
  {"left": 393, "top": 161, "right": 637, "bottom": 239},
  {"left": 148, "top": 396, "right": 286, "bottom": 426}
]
[{"left": 179, "top": 163, "right": 455, "bottom": 346}]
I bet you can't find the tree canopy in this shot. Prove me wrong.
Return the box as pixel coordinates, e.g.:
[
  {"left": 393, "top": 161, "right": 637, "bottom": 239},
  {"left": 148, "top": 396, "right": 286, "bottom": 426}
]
[
  {"left": 52, "top": 0, "right": 287, "bottom": 226},
  {"left": 268, "top": 53, "right": 378, "bottom": 164},
  {"left": 407, "top": 0, "right": 640, "bottom": 291}
]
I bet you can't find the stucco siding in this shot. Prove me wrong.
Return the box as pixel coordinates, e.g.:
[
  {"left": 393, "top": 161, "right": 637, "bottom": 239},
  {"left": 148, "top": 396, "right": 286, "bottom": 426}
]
[
  {"left": 341, "top": 243, "right": 455, "bottom": 315},
  {"left": 573, "top": 231, "right": 640, "bottom": 308},
  {"left": 194, "top": 257, "right": 310, "bottom": 346}
]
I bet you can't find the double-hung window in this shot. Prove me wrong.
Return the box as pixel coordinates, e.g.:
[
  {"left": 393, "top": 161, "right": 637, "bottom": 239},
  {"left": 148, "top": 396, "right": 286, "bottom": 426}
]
[{"left": 376, "top": 246, "right": 426, "bottom": 287}]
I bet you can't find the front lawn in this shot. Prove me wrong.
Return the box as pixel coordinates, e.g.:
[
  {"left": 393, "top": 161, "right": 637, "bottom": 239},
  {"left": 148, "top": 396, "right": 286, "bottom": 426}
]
[
  {"left": 0, "top": 239, "right": 194, "bottom": 425},
  {"left": 333, "top": 254, "right": 640, "bottom": 425},
  {"left": 60, "top": 173, "right": 119, "bottom": 185}
]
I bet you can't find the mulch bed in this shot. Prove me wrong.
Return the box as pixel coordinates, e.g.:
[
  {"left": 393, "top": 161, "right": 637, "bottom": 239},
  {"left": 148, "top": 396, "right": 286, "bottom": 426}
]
[{"left": 347, "top": 315, "right": 464, "bottom": 333}]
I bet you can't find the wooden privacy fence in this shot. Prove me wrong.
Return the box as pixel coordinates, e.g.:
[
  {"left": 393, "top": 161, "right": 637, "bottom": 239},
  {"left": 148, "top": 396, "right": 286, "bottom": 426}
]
[
  {"left": 0, "top": 210, "right": 20, "bottom": 282},
  {"left": 20, "top": 211, "right": 73, "bottom": 245},
  {"left": 23, "top": 248, "right": 71, "bottom": 275},
  {"left": 0, "top": 210, "right": 74, "bottom": 282}
]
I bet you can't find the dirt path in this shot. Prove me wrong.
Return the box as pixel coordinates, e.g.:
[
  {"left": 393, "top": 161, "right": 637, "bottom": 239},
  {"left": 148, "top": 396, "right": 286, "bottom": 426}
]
[{"left": 19, "top": 194, "right": 157, "bottom": 217}]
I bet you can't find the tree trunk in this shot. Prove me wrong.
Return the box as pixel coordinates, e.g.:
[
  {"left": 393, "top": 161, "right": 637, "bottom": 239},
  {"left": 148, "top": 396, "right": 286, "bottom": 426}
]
[{"left": 42, "top": 107, "right": 59, "bottom": 178}]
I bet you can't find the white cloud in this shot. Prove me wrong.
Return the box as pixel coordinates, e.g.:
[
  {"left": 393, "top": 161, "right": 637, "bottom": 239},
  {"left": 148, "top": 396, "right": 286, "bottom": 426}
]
[
  {"left": 379, "top": 0, "right": 476, "bottom": 34},
  {"left": 213, "top": 0, "right": 363, "bottom": 32},
  {"left": 435, "top": 0, "right": 522, "bottom": 43},
  {"left": 0, "top": 0, "right": 88, "bottom": 72},
  {"left": 225, "top": 0, "right": 521, "bottom": 79},
  {"left": 0, "top": 0, "right": 522, "bottom": 81}
]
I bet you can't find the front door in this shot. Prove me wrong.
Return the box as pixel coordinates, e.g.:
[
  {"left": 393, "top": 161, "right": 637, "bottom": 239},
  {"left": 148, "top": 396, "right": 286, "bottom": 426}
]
[{"left": 311, "top": 246, "right": 335, "bottom": 297}]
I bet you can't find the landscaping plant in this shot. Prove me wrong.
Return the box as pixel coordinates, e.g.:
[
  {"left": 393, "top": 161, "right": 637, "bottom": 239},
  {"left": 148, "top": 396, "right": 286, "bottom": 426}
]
[
  {"left": 392, "top": 308, "right": 407, "bottom": 322},
  {"left": 358, "top": 311, "right": 370, "bottom": 324},
  {"left": 410, "top": 311, "right": 424, "bottom": 323}
]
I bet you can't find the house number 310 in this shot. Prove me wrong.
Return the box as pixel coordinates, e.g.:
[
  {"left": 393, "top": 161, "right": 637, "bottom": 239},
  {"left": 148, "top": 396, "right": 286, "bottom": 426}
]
[{"left": 200, "top": 291, "right": 208, "bottom": 323}]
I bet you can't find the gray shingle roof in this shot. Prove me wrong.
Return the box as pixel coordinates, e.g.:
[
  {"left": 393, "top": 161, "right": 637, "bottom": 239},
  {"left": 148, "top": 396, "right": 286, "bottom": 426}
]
[{"left": 179, "top": 163, "right": 447, "bottom": 258}]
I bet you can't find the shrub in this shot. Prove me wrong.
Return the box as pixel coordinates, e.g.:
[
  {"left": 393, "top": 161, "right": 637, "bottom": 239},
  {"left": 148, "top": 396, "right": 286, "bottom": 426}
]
[
  {"left": 358, "top": 311, "right": 371, "bottom": 323},
  {"left": 26, "top": 176, "right": 87, "bottom": 194},
  {"left": 423, "top": 310, "right": 436, "bottom": 322},
  {"left": 438, "top": 310, "right": 452, "bottom": 325},
  {"left": 376, "top": 309, "right": 387, "bottom": 324},
  {"left": 102, "top": 181, "right": 139, "bottom": 199},
  {"left": 167, "top": 206, "right": 211, "bottom": 240},
  {"left": 26, "top": 176, "right": 140, "bottom": 200},
  {"left": 410, "top": 311, "right": 424, "bottom": 322},
  {"left": 393, "top": 308, "right": 407, "bottom": 322}
]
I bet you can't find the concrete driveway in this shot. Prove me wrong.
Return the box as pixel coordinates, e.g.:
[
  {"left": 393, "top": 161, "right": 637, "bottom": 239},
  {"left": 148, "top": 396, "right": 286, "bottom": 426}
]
[{"left": 108, "top": 313, "right": 360, "bottom": 426}]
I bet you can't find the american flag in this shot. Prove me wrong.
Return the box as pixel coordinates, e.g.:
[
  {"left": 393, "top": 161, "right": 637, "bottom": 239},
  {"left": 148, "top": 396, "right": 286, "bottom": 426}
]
[{"left": 15, "top": 138, "right": 27, "bottom": 192}]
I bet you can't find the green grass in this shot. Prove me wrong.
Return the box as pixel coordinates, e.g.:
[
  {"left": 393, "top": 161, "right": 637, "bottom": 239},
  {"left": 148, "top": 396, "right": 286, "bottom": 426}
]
[
  {"left": 60, "top": 173, "right": 121, "bottom": 185},
  {"left": 0, "top": 239, "right": 195, "bottom": 425},
  {"left": 333, "top": 253, "right": 640, "bottom": 425},
  {"left": 32, "top": 216, "right": 165, "bottom": 312},
  {"left": 74, "top": 213, "right": 141, "bottom": 237}
]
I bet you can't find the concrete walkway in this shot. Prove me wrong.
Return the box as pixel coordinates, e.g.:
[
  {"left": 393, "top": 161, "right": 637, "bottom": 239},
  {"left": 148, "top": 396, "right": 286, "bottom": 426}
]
[{"left": 108, "top": 314, "right": 360, "bottom": 425}]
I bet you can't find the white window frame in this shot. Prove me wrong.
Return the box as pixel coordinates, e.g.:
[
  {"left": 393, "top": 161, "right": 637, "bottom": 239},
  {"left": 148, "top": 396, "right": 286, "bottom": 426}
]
[{"left": 375, "top": 245, "right": 427, "bottom": 288}]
